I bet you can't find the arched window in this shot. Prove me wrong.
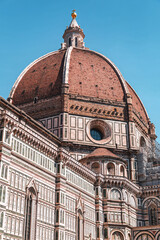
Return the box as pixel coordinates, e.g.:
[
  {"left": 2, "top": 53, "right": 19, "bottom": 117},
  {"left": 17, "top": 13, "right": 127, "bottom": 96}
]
[
  {"left": 112, "top": 231, "right": 124, "bottom": 240},
  {"left": 120, "top": 165, "right": 124, "bottom": 176},
  {"left": 91, "top": 162, "right": 100, "bottom": 174},
  {"left": 140, "top": 136, "right": 146, "bottom": 147},
  {"left": 77, "top": 209, "right": 83, "bottom": 240},
  {"left": 107, "top": 163, "right": 115, "bottom": 175},
  {"left": 149, "top": 205, "right": 158, "bottom": 225},
  {"left": 25, "top": 185, "right": 38, "bottom": 240},
  {"left": 111, "top": 189, "right": 121, "bottom": 200}
]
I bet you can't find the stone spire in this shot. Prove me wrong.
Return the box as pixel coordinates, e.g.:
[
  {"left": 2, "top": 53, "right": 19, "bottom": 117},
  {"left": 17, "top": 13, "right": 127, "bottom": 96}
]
[{"left": 61, "top": 10, "right": 85, "bottom": 49}]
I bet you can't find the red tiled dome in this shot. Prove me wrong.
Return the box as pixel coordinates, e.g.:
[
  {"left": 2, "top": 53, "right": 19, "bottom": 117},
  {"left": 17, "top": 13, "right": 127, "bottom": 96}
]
[
  {"left": 11, "top": 50, "right": 66, "bottom": 105},
  {"left": 9, "top": 47, "right": 149, "bottom": 124},
  {"left": 69, "top": 48, "right": 125, "bottom": 101}
]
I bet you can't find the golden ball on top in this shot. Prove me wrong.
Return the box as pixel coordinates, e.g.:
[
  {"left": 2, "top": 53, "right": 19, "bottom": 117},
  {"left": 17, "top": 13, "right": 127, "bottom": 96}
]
[{"left": 71, "top": 10, "right": 77, "bottom": 19}]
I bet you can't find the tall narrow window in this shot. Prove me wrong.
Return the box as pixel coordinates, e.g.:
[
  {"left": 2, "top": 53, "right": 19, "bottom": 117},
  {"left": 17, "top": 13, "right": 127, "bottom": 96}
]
[
  {"left": 56, "top": 231, "right": 58, "bottom": 240},
  {"left": 96, "top": 187, "right": 99, "bottom": 195},
  {"left": 78, "top": 216, "right": 80, "bottom": 240},
  {"left": 149, "top": 206, "right": 158, "bottom": 225},
  {"left": 2, "top": 187, "right": 6, "bottom": 203},
  {"left": 75, "top": 37, "right": 78, "bottom": 47},
  {"left": 103, "top": 189, "right": 106, "bottom": 198},
  {"left": 104, "top": 228, "right": 108, "bottom": 238},
  {"left": 97, "top": 227, "right": 100, "bottom": 238},
  {"left": 104, "top": 213, "right": 107, "bottom": 222},
  {"left": 5, "top": 131, "right": 10, "bottom": 144},
  {"left": 96, "top": 212, "right": 99, "bottom": 221},
  {"left": 69, "top": 37, "right": 72, "bottom": 47},
  {"left": 0, "top": 130, "right": 3, "bottom": 141},
  {"left": 77, "top": 209, "right": 83, "bottom": 240},
  {"left": 25, "top": 186, "right": 38, "bottom": 240},
  {"left": 25, "top": 195, "right": 32, "bottom": 240},
  {"left": 0, "top": 212, "right": 3, "bottom": 228},
  {"left": 1, "top": 165, "right": 5, "bottom": 178},
  {"left": 56, "top": 192, "right": 59, "bottom": 203},
  {"left": 107, "top": 163, "right": 115, "bottom": 175},
  {"left": 56, "top": 209, "right": 59, "bottom": 223}
]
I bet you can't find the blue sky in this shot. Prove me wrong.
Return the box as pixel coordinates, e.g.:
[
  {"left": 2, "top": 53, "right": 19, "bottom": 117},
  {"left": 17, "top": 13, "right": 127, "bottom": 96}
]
[{"left": 0, "top": 0, "right": 160, "bottom": 141}]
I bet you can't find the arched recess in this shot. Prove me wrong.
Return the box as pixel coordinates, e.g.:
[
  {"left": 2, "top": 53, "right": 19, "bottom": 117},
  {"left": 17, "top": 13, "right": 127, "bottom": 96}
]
[
  {"left": 91, "top": 162, "right": 100, "bottom": 174},
  {"left": 123, "top": 190, "right": 128, "bottom": 203},
  {"left": 142, "top": 197, "right": 159, "bottom": 226},
  {"left": 128, "top": 233, "right": 131, "bottom": 240},
  {"left": 135, "top": 232, "right": 154, "bottom": 240},
  {"left": 142, "top": 196, "right": 160, "bottom": 207},
  {"left": 137, "top": 136, "right": 147, "bottom": 181},
  {"left": 111, "top": 231, "right": 124, "bottom": 240},
  {"left": 156, "top": 233, "right": 160, "bottom": 240},
  {"left": 130, "top": 195, "right": 136, "bottom": 208},
  {"left": 107, "top": 162, "right": 115, "bottom": 175},
  {"left": 120, "top": 165, "right": 125, "bottom": 177},
  {"left": 110, "top": 189, "right": 121, "bottom": 200},
  {"left": 140, "top": 136, "right": 146, "bottom": 148},
  {"left": 24, "top": 179, "right": 38, "bottom": 240}
]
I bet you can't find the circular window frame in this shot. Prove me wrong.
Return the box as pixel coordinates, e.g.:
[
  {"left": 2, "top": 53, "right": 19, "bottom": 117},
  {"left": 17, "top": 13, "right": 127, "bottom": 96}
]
[{"left": 86, "top": 119, "right": 112, "bottom": 145}]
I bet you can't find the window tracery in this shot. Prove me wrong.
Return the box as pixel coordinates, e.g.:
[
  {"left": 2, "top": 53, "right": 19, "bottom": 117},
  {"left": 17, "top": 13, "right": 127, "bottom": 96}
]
[{"left": 148, "top": 204, "right": 158, "bottom": 225}]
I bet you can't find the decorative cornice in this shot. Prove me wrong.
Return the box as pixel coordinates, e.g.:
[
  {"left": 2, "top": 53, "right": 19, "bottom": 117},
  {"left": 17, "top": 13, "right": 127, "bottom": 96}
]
[{"left": 104, "top": 175, "right": 140, "bottom": 195}]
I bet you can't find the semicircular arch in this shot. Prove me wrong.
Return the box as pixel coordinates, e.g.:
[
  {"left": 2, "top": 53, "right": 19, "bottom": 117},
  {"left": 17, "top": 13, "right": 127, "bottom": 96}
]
[{"left": 135, "top": 232, "right": 154, "bottom": 240}]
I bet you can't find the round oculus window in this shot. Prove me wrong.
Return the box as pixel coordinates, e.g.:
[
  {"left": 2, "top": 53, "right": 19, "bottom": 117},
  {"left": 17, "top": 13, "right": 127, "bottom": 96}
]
[
  {"left": 90, "top": 128, "right": 103, "bottom": 141},
  {"left": 86, "top": 119, "right": 112, "bottom": 145}
]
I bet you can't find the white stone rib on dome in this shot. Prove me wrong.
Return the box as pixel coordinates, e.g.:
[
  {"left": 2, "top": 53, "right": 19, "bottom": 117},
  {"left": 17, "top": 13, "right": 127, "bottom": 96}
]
[{"left": 62, "top": 46, "right": 73, "bottom": 84}]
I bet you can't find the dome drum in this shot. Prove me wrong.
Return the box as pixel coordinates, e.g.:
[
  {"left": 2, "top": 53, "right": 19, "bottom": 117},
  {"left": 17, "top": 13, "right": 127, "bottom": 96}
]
[{"left": 86, "top": 119, "right": 112, "bottom": 145}]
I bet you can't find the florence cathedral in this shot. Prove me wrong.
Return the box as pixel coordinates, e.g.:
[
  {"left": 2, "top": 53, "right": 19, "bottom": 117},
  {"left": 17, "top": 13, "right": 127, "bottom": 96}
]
[{"left": 0, "top": 10, "right": 160, "bottom": 240}]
